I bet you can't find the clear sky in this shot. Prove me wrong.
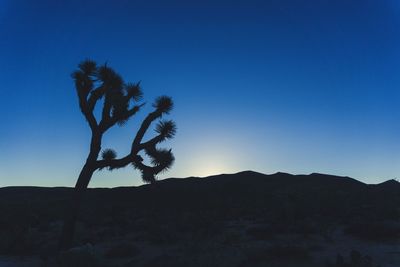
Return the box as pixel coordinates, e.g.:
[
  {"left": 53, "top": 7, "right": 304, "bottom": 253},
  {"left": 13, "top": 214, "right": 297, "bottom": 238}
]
[{"left": 0, "top": 0, "right": 399, "bottom": 187}]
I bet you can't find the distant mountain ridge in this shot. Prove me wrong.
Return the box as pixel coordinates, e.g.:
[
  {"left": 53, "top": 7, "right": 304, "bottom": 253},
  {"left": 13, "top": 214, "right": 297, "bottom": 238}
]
[
  {"left": 1, "top": 171, "right": 398, "bottom": 210},
  {"left": 1, "top": 170, "right": 398, "bottom": 190},
  {"left": 0, "top": 171, "right": 398, "bottom": 215}
]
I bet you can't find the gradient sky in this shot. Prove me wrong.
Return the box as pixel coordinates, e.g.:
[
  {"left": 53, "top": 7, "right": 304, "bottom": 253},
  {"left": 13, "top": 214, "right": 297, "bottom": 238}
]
[{"left": 0, "top": 0, "right": 399, "bottom": 187}]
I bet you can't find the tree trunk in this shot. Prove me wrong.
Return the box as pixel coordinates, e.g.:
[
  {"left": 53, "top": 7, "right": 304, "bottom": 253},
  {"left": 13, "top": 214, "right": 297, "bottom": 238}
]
[
  {"left": 59, "top": 163, "right": 95, "bottom": 250},
  {"left": 59, "top": 129, "right": 101, "bottom": 250}
]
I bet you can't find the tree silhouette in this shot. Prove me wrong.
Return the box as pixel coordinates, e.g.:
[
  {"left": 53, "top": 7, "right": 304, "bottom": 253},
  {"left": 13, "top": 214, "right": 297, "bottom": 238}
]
[{"left": 60, "top": 60, "right": 176, "bottom": 249}]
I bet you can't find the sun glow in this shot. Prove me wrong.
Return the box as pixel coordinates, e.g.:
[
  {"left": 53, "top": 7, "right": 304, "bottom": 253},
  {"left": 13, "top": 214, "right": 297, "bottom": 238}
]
[
  {"left": 177, "top": 141, "right": 240, "bottom": 178},
  {"left": 193, "top": 161, "right": 232, "bottom": 177}
]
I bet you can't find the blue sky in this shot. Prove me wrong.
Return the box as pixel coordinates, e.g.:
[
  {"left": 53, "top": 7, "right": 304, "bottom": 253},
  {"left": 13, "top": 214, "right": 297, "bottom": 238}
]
[{"left": 0, "top": 0, "right": 399, "bottom": 186}]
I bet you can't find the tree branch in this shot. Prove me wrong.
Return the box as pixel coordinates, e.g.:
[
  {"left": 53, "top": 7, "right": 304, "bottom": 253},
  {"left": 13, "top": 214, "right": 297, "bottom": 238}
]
[
  {"left": 77, "top": 92, "right": 98, "bottom": 130},
  {"left": 101, "top": 96, "right": 112, "bottom": 124},
  {"left": 87, "top": 85, "right": 107, "bottom": 111},
  {"left": 96, "top": 108, "right": 167, "bottom": 171},
  {"left": 99, "top": 103, "right": 145, "bottom": 132},
  {"left": 131, "top": 109, "right": 163, "bottom": 153},
  {"left": 139, "top": 134, "right": 165, "bottom": 150},
  {"left": 96, "top": 154, "right": 142, "bottom": 170}
]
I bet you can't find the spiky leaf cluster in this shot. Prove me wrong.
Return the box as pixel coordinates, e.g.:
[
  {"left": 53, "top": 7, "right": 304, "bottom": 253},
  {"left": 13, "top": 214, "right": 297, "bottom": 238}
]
[
  {"left": 125, "top": 83, "right": 143, "bottom": 102},
  {"left": 101, "top": 149, "right": 117, "bottom": 161},
  {"left": 141, "top": 169, "right": 156, "bottom": 184},
  {"left": 78, "top": 60, "right": 97, "bottom": 76},
  {"left": 153, "top": 96, "right": 173, "bottom": 114},
  {"left": 155, "top": 120, "right": 177, "bottom": 140},
  {"left": 97, "top": 65, "right": 123, "bottom": 90},
  {"left": 144, "top": 146, "right": 174, "bottom": 172},
  {"left": 131, "top": 146, "right": 174, "bottom": 184},
  {"left": 148, "top": 148, "right": 175, "bottom": 171}
]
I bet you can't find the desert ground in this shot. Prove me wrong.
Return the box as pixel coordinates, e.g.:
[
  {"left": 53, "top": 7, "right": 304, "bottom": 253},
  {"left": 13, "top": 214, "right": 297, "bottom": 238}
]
[{"left": 0, "top": 171, "right": 399, "bottom": 267}]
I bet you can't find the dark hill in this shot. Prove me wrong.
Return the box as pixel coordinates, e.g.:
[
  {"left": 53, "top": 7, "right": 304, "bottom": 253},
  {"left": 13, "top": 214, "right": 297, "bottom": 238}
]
[
  {"left": 0, "top": 171, "right": 398, "bottom": 228},
  {"left": 0, "top": 171, "right": 399, "bottom": 266}
]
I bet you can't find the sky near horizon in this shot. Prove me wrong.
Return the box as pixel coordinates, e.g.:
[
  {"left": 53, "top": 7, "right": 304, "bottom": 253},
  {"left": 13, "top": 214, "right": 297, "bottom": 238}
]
[{"left": 0, "top": 0, "right": 399, "bottom": 187}]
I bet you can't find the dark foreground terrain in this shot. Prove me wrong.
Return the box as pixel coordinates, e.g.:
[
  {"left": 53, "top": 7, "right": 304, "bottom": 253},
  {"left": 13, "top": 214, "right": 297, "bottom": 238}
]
[{"left": 0, "top": 171, "right": 399, "bottom": 266}]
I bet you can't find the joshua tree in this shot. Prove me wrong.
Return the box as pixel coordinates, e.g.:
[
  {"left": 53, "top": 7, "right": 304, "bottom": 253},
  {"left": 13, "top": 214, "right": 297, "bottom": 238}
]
[{"left": 60, "top": 60, "right": 176, "bottom": 249}]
